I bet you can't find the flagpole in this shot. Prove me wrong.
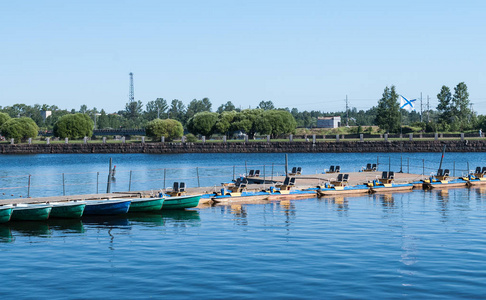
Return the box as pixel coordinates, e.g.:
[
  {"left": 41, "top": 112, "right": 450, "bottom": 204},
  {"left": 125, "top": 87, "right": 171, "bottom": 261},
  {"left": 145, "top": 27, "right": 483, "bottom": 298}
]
[{"left": 399, "top": 96, "right": 403, "bottom": 173}]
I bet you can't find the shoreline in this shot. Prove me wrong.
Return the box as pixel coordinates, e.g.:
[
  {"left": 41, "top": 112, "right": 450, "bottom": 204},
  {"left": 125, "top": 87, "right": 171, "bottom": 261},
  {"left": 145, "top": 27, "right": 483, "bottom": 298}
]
[{"left": 1, "top": 140, "right": 485, "bottom": 154}]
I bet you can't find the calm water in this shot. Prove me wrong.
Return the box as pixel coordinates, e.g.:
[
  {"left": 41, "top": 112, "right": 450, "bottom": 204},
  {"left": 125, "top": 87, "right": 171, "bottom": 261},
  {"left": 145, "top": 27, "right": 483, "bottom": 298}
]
[
  {"left": 0, "top": 152, "right": 483, "bottom": 199},
  {"left": 1, "top": 153, "right": 486, "bottom": 299}
]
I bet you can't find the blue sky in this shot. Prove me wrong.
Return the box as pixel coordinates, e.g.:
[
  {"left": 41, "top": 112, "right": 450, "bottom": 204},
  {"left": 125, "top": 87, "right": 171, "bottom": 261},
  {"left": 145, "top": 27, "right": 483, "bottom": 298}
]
[{"left": 1, "top": 0, "right": 485, "bottom": 114}]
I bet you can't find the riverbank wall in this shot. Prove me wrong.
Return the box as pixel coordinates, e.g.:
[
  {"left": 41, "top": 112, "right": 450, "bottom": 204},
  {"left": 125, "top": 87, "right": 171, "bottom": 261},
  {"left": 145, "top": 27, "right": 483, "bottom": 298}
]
[{"left": 1, "top": 140, "right": 486, "bottom": 154}]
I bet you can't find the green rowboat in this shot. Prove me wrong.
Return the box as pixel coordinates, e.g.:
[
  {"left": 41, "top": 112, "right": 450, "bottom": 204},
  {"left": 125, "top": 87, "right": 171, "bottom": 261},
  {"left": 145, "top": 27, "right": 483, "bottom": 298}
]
[
  {"left": 9, "top": 204, "right": 52, "bottom": 221},
  {"left": 49, "top": 202, "right": 86, "bottom": 218},
  {"left": 0, "top": 207, "right": 13, "bottom": 223},
  {"left": 128, "top": 197, "right": 164, "bottom": 212},
  {"left": 161, "top": 194, "right": 201, "bottom": 210}
]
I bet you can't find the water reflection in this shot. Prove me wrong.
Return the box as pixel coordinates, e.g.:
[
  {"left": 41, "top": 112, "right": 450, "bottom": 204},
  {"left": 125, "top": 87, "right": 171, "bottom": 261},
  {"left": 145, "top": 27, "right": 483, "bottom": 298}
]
[{"left": 0, "top": 225, "right": 14, "bottom": 243}]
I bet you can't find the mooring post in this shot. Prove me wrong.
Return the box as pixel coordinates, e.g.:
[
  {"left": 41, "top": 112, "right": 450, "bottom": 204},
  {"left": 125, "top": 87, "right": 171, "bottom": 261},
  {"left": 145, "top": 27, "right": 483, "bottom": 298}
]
[
  {"left": 97, "top": 172, "right": 99, "bottom": 194},
  {"left": 453, "top": 161, "right": 456, "bottom": 177},
  {"left": 163, "top": 168, "right": 166, "bottom": 189},
  {"left": 263, "top": 165, "right": 266, "bottom": 186},
  {"left": 422, "top": 159, "right": 425, "bottom": 176},
  {"left": 407, "top": 158, "right": 410, "bottom": 173},
  {"left": 196, "top": 167, "right": 200, "bottom": 187},
  {"left": 107, "top": 157, "right": 112, "bottom": 193},
  {"left": 467, "top": 162, "right": 470, "bottom": 174},
  {"left": 285, "top": 154, "right": 289, "bottom": 177},
  {"left": 271, "top": 163, "right": 274, "bottom": 181},
  {"left": 129, "top": 170, "right": 132, "bottom": 191},
  {"left": 245, "top": 161, "right": 248, "bottom": 176},
  {"left": 62, "top": 173, "right": 65, "bottom": 196},
  {"left": 27, "top": 174, "right": 31, "bottom": 198},
  {"left": 388, "top": 157, "right": 391, "bottom": 173},
  {"left": 233, "top": 165, "right": 235, "bottom": 181}
]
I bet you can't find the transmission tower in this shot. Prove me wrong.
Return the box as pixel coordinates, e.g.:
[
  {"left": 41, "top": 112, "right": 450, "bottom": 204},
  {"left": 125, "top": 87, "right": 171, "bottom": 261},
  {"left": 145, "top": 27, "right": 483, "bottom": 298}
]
[{"left": 129, "top": 72, "right": 134, "bottom": 102}]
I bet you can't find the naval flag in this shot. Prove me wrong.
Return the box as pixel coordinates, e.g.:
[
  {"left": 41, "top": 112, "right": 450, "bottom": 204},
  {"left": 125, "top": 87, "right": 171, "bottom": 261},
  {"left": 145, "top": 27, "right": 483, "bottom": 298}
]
[{"left": 400, "top": 95, "right": 416, "bottom": 112}]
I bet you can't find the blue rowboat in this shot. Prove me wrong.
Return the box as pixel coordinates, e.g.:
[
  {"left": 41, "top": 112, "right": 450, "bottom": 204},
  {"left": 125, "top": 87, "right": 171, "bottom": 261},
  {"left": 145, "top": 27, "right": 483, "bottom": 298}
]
[{"left": 83, "top": 199, "right": 131, "bottom": 215}]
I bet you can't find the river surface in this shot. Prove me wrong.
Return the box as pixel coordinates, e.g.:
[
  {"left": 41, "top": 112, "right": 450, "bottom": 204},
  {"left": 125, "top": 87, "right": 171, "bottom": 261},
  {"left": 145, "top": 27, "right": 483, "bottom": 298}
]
[{"left": 1, "top": 153, "right": 486, "bottom": 299}]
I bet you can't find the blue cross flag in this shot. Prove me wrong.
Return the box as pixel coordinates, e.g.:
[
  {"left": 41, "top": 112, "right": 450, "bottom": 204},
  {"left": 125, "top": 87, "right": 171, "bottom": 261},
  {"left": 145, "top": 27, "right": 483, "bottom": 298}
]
[{"left": 400, "top": 95, "right": 416, "bottom": 112}]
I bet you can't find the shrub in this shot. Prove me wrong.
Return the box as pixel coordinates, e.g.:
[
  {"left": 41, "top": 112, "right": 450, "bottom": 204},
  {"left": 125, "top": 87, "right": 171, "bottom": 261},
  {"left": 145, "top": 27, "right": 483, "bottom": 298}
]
[
  {"left": 1, "top": 117, "right": 39, "bottom": 143},
  {"left": 145, "top": 119, "right": 183, "bottom": 141},
  {"left": 53, "top": 113, "right": 94, "bottom": 139}
]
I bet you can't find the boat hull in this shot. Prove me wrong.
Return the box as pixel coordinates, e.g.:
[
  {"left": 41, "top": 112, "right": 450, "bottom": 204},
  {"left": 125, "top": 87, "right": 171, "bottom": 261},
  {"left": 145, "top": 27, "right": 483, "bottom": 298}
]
[
  {"left": 50, "top": 203, "right": 86, "bottom": 218},
  {"left": 128, "top": 198, "right": 164, "bottom": 212},
  {"left": 424, "top": 181, "right": 467, "bottom": 189},
  {"left": 267, "top": 191, "right": 316, "bottom": 201},
  {"left": 370, "top": 184, "right": 414, "bottom": 193},
  {"left": 318, "top": 188, "right": 369, "bottom": 197},
  {"left": 212, "top": 194, "right": 269, "bottom": 204},
  {"left": 11, "top": 205, "right": 52, "bottom": 221},
  {"left": 0, "top": 207, "right": 13, "bottom": 223},
  {"left": 83, "top": 200, "right": 131, "bottom": 215},
  {"left": 162, "top": 195, "right": 201, "bottom": 210}
]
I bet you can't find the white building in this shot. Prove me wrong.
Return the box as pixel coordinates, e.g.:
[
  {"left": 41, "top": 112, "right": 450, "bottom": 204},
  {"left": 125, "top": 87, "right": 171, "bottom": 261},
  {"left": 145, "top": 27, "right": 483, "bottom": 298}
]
[{"left": 316, "top": 116, "right": 341, "bottom": 128}]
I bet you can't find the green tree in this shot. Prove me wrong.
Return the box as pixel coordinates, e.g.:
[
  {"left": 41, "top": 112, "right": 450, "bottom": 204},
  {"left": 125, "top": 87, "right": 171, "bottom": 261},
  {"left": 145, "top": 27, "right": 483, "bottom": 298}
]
[
  {"left": 186, "top": 112, "right": 219, "bottom": 137},
  {"left": 375, "top": 85, "right": 400, "bottom": 133},
  {"left": 97, "top": 109, "right": 109, "bottom": 129},
  {"left": 186, "top": 98, "right": 212, "bottom": 120},
  {"left": 257, "top": 100, "right": 275, "bottom": 110},
  {"left": 145, "top": 118, "right": 183, "bottom": 141},
  {"left": 216, "top": 101, "right": 237, "bottom": 113},
  {"left": 53, "top": 113, "right": 94, "bottom": 139},
  {"left": 436, "top": 85, "right": 452, "bottom": 130},
  {"left": 0, "top": 112, "right": 11, "bottom": 127},
  {"left": 255, "top": 110, "right": 297, "bottom": 138},
  {"left": 121, "top": 100, "right": 144, "bottom": 128},
  {"left": 168, "top": 99, "right": 187, "bottom": 124},
  {"left": 215, "top": 111, "right": 237, "bottom": 136},
  {"left": 1, "top": 117, "right": 39, "bottom": 143},
  {"left": 451, "top": 82, "right": 471, "bottom": 131},
  {"left": 145, "top": 98, "right": 168, "bottom": 121}
]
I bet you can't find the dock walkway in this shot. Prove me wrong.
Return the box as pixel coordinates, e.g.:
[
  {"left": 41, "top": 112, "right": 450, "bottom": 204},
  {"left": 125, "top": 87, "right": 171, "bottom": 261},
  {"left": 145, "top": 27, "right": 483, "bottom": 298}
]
[{"left": 0, "top": 172, "right": 430, "bottom": 206}]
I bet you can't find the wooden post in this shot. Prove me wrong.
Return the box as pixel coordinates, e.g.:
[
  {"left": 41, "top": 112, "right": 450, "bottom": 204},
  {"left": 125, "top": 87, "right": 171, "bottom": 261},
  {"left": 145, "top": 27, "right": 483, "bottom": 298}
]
[
  {"left": 27, "top": 174, "right": 31, "bottom": 198},
  {"left": 196, "top": 167, "right": 200, "bottom": 187},
  {"left": 62, "top": 173, "right": 65, "bottom": 196},
  {"left": 97, "top": 172, "right": 99, "bottom": 194},
  {"left": 163, "top": 168, "right": 166, "bottom": 189},
  {"left": 107, "top": 158, "right": 112, "bottom": 193},
  {"left": 129, "top": 170, "right": 132, "bottom": 191}
]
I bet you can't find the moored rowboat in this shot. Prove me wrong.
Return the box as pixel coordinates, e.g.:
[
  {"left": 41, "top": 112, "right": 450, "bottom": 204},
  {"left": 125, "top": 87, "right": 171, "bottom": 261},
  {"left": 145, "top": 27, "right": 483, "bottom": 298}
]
[
  {"left": 7, "top": 204, "right": 52, "bottom": 221},
  {"left": 161, "top": 194, "right": 201, "bottom": 210},
  {"left": 128, "top": 197, "right": 164, "bottom": 212},
  {"left": 0, "top": 206, "right": 13, "bottom": 223},
  {"left": 83, "top": 199, "right": 131, "bottom": 215},
  {"left": 48, "top": 201, "right": 86, "bottom": 218}
]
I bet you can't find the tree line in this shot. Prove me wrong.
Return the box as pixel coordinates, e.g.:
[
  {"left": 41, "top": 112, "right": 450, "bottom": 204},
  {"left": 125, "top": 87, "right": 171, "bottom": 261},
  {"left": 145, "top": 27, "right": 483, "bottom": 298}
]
[{"left": 1, "top": 81, "right": 485, "bottom": 142}]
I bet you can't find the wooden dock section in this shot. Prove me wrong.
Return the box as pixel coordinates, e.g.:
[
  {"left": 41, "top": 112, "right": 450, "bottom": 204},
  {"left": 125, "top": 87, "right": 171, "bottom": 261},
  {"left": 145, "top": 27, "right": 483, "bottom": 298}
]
[{"left": 0, "top": 172, "right": 430, "bottom": 207}]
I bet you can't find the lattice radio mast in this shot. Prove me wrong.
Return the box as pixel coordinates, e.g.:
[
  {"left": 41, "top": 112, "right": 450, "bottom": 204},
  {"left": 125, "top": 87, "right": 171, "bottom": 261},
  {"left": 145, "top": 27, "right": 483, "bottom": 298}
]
[{"left": 129, "top": 72, "right": 134, "bottom": 102}]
